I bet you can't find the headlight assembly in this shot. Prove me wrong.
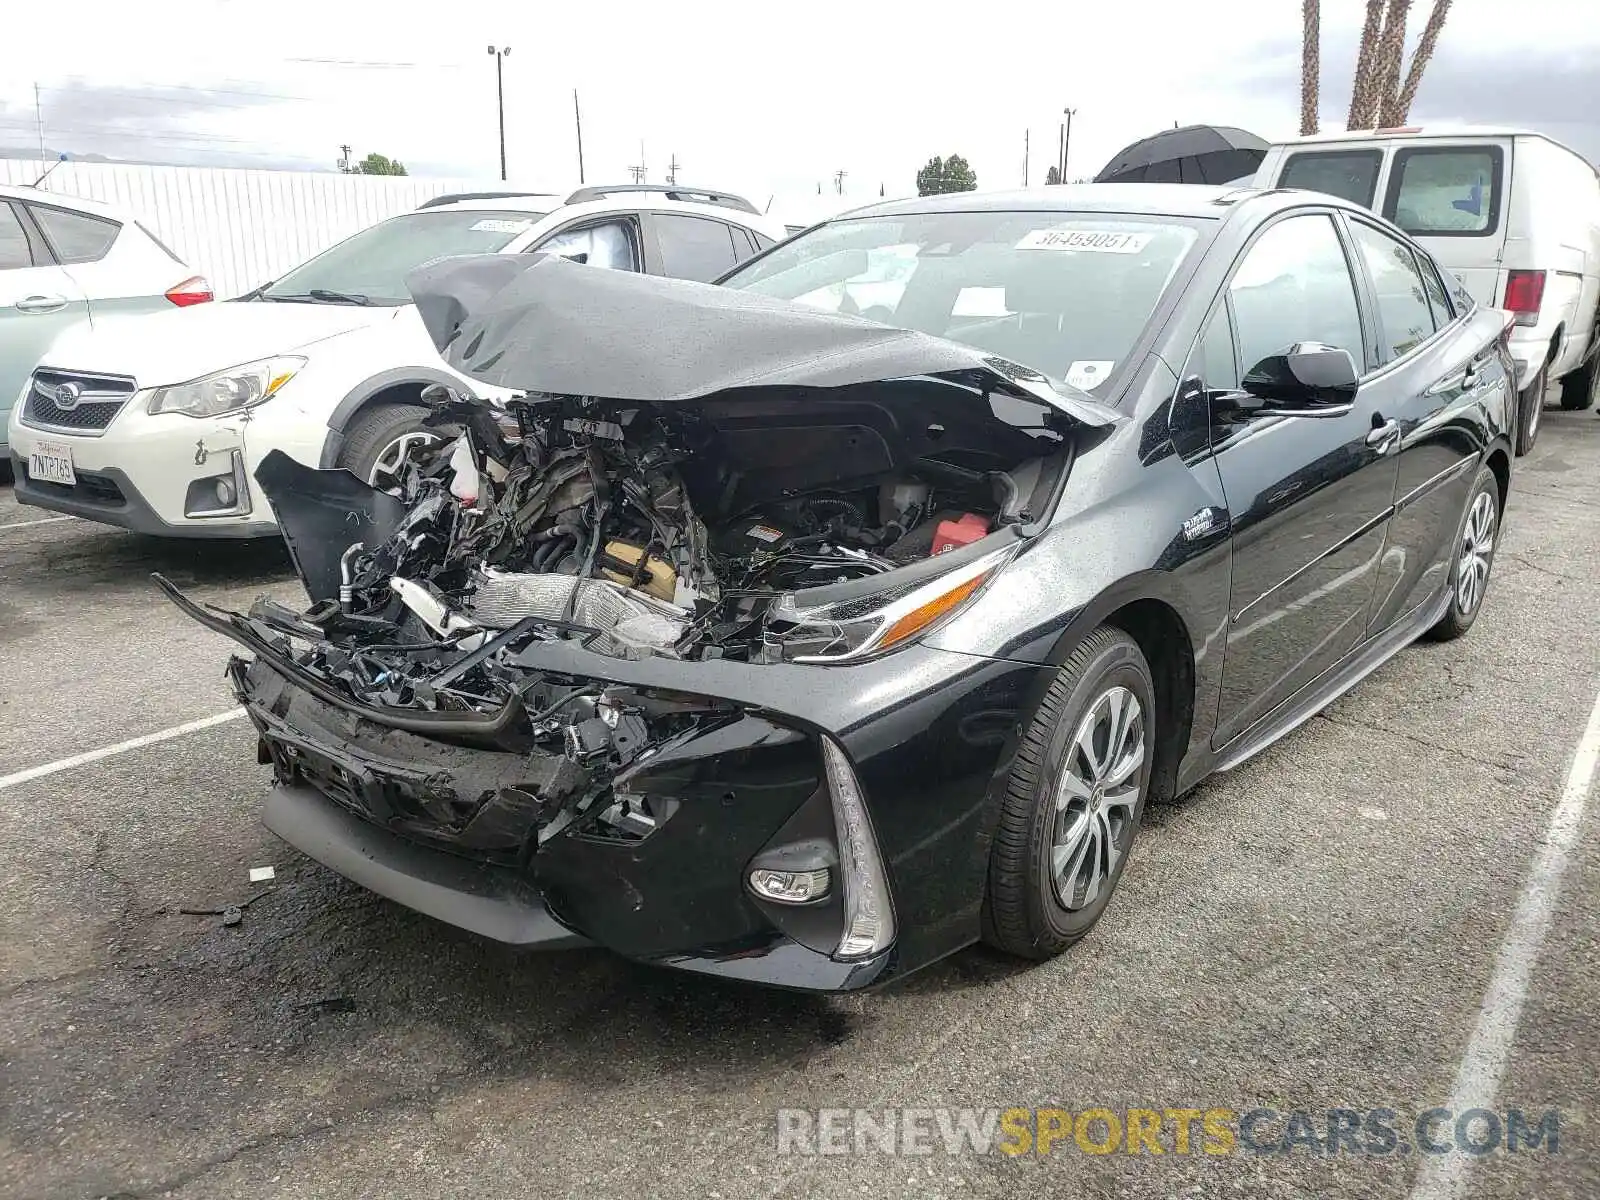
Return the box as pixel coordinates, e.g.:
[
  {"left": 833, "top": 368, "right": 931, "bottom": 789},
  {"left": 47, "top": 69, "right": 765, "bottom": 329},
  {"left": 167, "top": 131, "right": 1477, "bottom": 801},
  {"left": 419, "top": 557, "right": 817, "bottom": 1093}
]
[
  {"left": 764, "top": 543, "right": 1015, "bottom": 664},
  {"left": 146, "top": 356, "right": 305, "bottom": 418}
]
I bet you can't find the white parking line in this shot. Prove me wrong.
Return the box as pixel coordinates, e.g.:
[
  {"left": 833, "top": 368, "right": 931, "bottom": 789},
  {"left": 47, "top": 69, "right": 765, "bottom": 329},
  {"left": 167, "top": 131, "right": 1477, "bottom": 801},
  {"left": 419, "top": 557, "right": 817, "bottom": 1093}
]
[
  {"left": 1408, "top": 683, "right": 1600, "bottom": 1200},
  {"left": 0, "top": 515, "right": 74, "bottom": 532},
  {"left": 0, "top": 709, "right": 247, "bottom": 791}
]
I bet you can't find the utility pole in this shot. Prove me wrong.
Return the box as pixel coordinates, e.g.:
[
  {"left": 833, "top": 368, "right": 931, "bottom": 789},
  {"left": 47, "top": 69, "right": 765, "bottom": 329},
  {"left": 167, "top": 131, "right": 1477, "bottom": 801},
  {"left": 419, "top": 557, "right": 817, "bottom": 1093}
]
[
  {"left": 1061, "top": 107, "right": 1076, "bottom": 182},
  {"left": 337, "top": 143, "right": 352, "bottom": 173},
  {"left": 833, "top": 169, "right": 847, "bottom": 195},
  {"left": 1023, "top": 128, "right": 1029, "bottom": 186},
  {"left": 573, "top": 90, "right": 585, "bottom": 184},
  {"left": 487, "top": 45, "right": 511, "bottom": 181},
  {"left": 628, "top": 142, "right": 647, "bottom": 184},
  {"left": 34, "top": 83, "right": 45, "bottom": 161},
  {"left": 667, "top": 153, "right": 679, "bottom": 185}
]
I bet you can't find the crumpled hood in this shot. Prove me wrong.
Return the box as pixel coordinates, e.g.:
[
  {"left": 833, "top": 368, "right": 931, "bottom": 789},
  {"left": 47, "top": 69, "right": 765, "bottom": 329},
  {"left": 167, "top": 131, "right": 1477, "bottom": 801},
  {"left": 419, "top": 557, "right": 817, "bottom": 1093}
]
[
  {"left": 37, "top": 299, "right": 393, "bottom": 388},
  {"left": 405, "top": 254, "right": 1116, "bottom": 426}
]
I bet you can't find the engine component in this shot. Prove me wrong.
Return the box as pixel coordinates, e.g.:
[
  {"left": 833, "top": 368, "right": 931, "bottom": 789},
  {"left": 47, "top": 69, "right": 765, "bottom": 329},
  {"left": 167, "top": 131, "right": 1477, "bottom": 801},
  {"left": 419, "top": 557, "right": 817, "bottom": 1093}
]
[
  {"left": 600, "top": 541, "right": 677, "bottom": 602},
  {"left": 713, "top": 516, "right": 797, "bottom": 560},
  {"left": 932, "top": 513, "right": 991, "bottom": 554},
  {"left": 466, "top": 569, "right": 687, "bottom": 656},
  {"left": 879, "top": 480, "right": 931, "bottom": 526}
]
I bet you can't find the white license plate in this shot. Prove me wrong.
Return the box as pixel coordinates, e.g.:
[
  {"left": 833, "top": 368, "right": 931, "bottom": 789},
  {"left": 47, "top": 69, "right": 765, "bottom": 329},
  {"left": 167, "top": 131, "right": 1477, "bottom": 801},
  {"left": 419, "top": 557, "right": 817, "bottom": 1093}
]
[{"left": 28, "top": 440, "right": 76, "bottom": 487}]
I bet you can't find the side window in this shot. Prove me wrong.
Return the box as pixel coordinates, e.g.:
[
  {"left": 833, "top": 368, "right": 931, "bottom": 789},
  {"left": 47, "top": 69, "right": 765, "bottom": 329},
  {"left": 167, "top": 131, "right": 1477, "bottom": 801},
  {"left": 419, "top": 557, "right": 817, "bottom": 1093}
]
[
  {"left": 1229, "top": 214, "right": 1364, "bottom": 377},
  {"left": 1417, "top": 253, "right": 1455, "bottom": 329},
  {"left": 653, "top": 214, "right": 741, "bottom": 282},
  {"left": 533, "top": 218, "right": 639, "bottom": 271},
  {"left": 751, "top": 232, "right": 777, "bottom": 252},
  {"left": 1383, "top": 146, "right": 1502, "bottom": 236},
  {"left": 0, "top": 203, "right": 34, "bottom": 270},
  {"left": 1349, "top": 222, "right": 1438, "bottom": 363},
  {"left": 1192, "top": 303, "right": 1239, "bottom": 391},
  {"left": 28, "top": 204, "right": 120, "bottom": 264},
  {"left": 1278, "top": 150, "right": 1384, "bottom": 208},
  {"left": 729, "top": 225, "right": 757, "bottom": 259}
]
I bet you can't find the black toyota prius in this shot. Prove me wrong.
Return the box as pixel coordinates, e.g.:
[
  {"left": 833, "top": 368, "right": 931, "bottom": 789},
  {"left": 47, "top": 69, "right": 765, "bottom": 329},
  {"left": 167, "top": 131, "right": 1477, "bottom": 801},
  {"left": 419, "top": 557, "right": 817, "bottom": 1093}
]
[{"left": 162, "top": 184, "right": 1515, "bottom": 992}]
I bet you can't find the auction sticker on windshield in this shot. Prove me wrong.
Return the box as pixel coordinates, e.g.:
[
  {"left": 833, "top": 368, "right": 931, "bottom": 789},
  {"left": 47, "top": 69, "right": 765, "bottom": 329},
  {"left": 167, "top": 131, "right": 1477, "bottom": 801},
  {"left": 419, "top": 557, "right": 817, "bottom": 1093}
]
[
  {"left": 28, "top": 439, "right": 76, "bottom": 487},
  {"left": 1017, "top": 229, "right": 1152, "bottom": 253},
  {"left": 470, "top": 218, "right": 534, "bottom": 235}
]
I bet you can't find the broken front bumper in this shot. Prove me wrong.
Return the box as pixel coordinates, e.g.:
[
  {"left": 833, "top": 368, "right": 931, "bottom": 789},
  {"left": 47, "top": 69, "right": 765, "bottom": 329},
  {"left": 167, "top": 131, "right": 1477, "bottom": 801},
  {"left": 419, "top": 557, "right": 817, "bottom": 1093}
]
[{"left": 222, "top": 629, "right": 1049, "bottom": 993}]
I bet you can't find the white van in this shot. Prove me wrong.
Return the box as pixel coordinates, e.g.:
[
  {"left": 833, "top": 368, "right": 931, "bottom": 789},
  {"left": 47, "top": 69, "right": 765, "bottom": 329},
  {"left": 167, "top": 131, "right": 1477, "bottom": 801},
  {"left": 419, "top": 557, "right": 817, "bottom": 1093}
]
[{"left": 1254, "top": 127, "right": 1600, "bottom": 453}]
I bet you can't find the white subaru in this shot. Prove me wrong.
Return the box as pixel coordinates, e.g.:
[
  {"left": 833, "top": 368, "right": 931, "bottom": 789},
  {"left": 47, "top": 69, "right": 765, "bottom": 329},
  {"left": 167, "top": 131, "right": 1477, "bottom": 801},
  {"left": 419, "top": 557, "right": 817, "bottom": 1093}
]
[{"left": 8, "top": 185, "right": 785, "bottom": 536}]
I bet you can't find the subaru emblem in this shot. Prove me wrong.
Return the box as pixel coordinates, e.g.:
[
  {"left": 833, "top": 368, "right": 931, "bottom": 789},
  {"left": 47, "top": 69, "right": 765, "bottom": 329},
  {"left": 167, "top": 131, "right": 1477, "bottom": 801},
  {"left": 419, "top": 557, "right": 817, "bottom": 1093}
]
[{"left": 50, "top": 380, "right": 83, "bottom": 410}]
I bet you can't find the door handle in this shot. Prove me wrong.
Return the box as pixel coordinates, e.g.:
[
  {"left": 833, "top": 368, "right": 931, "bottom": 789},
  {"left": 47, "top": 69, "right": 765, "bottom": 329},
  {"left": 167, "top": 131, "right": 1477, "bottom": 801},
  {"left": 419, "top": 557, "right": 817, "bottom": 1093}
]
[
  {"left": 1366, "top": 417, "right": 1401, "bottom": 451},
  {"left": 1461, "top": 362, "right": 1478, "bottom": 388},
  {"left": 16, "top": 294, "right": 69, "bottom": 314}
]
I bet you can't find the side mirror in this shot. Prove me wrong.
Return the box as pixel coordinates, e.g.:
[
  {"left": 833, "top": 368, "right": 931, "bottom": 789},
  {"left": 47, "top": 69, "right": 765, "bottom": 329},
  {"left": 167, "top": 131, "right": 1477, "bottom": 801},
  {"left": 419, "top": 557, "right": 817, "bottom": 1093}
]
[{"left": 1240, "top": 342, "right": 1360, "bottom": 415}]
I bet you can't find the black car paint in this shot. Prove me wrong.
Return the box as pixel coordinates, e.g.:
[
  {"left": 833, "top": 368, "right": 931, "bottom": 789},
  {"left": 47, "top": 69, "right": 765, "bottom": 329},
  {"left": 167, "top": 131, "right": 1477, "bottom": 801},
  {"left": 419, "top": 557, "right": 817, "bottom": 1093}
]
[{"left": 191, "top": 186, "right": 1513, "bottom": 992}]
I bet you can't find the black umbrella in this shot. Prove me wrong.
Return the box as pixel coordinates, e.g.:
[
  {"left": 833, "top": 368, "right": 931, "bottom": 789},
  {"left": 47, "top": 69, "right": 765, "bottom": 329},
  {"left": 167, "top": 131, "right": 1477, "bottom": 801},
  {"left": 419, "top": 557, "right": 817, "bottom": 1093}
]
[{"left": 1094, "top": 124, "right": 1269, "bottom": 185}]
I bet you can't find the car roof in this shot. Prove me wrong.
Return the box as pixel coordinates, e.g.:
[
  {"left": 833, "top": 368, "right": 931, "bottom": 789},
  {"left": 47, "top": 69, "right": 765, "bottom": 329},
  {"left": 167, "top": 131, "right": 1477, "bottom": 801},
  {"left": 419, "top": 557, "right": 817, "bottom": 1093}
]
[
  {"left": 826, "top": 183, "right": 1265, "bottom": 222},
  {"left": 0, "top": 183, "right": 126, "bottom": 219},
  {"left": 414, "top": 186, "right": 786, "bottom": 239},
  {"left": 1272, "top": 125, "right": 1594, "bottom": 162}
]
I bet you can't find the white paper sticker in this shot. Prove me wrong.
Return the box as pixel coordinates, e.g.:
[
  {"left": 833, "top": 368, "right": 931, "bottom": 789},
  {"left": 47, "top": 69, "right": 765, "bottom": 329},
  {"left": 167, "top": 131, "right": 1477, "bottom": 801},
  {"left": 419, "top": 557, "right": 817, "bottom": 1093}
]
[
  {"left": 248, "top": 866, "right": 276, "bottom": 883},
  {"left": 1016, "top": 228, "right": 1152, "bottom": 254},
  {"left": 746, "top": 524, "right": 785, "bottom": 543},
  {"left": 471, "top": 218, "right": 534, "bottom": 234},
  {"left": 1065, "top": 360, "right": 1115, "bottom": 390}
]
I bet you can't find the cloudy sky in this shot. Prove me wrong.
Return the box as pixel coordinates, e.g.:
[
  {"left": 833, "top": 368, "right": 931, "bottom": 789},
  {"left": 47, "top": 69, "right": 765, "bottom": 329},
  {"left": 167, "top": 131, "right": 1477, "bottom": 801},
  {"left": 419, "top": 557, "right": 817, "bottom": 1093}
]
[{"left": 0, "top": 0, "right": 1595, "bottom": 215}]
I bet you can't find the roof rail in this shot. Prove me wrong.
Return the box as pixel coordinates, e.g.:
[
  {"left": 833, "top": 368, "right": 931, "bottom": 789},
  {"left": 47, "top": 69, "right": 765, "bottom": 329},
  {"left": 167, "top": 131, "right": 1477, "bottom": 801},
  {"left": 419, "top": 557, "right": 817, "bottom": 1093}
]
[
  {"left": 563, "top": 183, "right": 760, "bottom": 215},
  {"left": 416, "top": 190, "right": 556, "bottom": 210}
]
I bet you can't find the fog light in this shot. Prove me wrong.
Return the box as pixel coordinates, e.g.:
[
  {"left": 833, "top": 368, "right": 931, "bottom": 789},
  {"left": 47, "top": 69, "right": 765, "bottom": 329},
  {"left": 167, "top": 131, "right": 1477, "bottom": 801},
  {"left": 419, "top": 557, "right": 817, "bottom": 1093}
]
[
  {"left": 214, "top": 477, "right": 237, "bottom": 507},
  {"left": 748, "top": 867, "right": 831, "bottom": 905}
]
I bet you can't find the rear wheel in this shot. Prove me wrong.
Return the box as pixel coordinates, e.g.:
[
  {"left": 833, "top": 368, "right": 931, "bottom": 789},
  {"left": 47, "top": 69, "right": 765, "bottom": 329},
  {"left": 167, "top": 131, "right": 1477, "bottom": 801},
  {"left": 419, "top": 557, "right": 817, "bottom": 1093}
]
[
  {"left": 335, "top": 403, "right": 443, "bottom": 491},
  {"left": 983, "top": 626, "right": 1154, "bottom": 960},
  {"left": 1425, "top": 465, "right": 1500, "bottom": 642},
  {"left": 1514, "top": 366, "right": 1545, "bottom": 456},
  {"left": 1559, "top": 349, "right": 1598, "bottom": 411}
]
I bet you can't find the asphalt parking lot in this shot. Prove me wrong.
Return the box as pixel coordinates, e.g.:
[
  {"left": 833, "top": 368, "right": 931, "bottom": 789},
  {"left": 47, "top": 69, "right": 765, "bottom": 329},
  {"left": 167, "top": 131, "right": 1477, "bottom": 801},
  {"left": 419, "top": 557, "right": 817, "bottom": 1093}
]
[{"left": 2, "top": 410, "right": 1598, "bottom": 1200}]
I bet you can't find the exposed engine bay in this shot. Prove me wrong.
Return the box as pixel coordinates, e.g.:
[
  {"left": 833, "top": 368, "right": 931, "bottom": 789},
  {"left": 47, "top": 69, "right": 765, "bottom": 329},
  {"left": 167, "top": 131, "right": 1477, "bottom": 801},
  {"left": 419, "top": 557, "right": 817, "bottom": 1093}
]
[{"left": 206, "top": 378, "right": 1067, "bottom": 731}]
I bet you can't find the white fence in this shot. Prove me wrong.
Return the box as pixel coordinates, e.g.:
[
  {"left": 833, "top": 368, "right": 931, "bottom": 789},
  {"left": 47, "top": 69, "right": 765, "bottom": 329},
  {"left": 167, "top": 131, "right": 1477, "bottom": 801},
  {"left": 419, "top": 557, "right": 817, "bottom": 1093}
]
[{"left": 1, "top": 160, "right": 494, "bottom": 298}]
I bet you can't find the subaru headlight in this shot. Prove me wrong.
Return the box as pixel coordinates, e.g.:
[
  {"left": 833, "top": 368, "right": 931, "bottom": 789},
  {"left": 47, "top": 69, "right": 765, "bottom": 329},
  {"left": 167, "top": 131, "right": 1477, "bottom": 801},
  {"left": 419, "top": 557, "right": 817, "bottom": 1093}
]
[
  {"left": 146, "top": 356, "right": 305, "bottom": 418},
  {"left": 764, "top": 543, "right": 1015, "bottom": 664}
]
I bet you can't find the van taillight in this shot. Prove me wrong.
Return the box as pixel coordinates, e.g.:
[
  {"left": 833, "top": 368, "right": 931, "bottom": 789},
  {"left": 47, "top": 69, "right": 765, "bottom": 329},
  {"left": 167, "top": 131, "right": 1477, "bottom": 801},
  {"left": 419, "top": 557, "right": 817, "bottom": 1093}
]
[
  {"left": 1503, "top": 270, "right": 1545, "bottom": 326},
  {"left": 165, "top": 276, "right": 214, "bottom": 307}
]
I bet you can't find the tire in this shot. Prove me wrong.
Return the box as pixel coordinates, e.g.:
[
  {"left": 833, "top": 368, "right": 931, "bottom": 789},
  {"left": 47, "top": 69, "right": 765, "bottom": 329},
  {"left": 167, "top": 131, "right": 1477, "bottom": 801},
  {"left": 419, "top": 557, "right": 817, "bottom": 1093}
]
[
  {"left": 335, "top": 403, "right": 444, "bottom": 490},
  {"left": 983, "top": 626, "right": 1155, "bottom": 960},
  {"left": 1514, "top": 366, "right": 1544, "bottom": 456},
  {"left": 1425, "top": 465, "right": 1501, "bottom": 643},
  {"left": 1559, "top": 350, "right": 1598, "bottom": 411}
]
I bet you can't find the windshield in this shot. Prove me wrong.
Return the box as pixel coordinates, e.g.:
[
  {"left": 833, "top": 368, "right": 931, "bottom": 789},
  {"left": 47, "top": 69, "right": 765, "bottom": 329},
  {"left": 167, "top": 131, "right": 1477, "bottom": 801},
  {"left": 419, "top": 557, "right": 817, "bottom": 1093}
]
[
  {"left": 262, "top": 209, "right": 547, "bottom": 305},
  {"left": 720, "top": 210, "right": 1202, "bottom": 391}
]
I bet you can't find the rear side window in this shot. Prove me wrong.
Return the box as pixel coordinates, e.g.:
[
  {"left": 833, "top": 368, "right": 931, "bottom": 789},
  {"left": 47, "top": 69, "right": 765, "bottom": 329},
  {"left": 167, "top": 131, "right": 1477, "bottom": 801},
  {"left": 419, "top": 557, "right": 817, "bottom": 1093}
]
[
  {"left": 29, "top": 204, "right": 120, "bottom": 264},
  {"left": 1349, "top": 221, "right": 1438, "bottom": 363},
  {"left": 751, "top": 231, "right": 777, "bottom": 251},
  {"left": 0, "top": 203, "right": 33, "bottom": 269},
  {"left": 1383, "top": 146, "right": 1503, "bottom": 236},
  {"left": 1279, "top": 150, "right": 1383, "bottom": 208},
  {"left": 653, "top": 214, "right": 741, "bottom": 282},
  {"left": 1417, "top": 253, "right": 1456, "bottom": 327}
]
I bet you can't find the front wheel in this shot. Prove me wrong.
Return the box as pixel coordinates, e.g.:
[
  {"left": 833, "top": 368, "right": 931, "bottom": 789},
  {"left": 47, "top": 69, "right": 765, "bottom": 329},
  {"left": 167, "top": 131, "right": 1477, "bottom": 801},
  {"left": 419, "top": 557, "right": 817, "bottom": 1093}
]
[
  {"left": 983, "top": 626, "right": 1154, "bottom": 961},
  {"left": 1425, "top": 465, "right": 1500, "bottom": 642},
  {"left": 335, "top": 403, "right": 444, "bottom": 491}
]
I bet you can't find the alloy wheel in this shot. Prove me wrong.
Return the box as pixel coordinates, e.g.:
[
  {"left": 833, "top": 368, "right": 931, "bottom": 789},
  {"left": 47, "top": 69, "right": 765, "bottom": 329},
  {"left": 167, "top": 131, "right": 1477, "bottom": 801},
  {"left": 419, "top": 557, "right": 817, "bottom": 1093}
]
[
  {"left": 369, "top": 430, "right": 441, "bottom": 492},
  {"left": 1456, "top": 490, "right": 1497, "bottom": 616},
  {"left": 1051, "top": 685, "right": 1146, "bottom": 911}
]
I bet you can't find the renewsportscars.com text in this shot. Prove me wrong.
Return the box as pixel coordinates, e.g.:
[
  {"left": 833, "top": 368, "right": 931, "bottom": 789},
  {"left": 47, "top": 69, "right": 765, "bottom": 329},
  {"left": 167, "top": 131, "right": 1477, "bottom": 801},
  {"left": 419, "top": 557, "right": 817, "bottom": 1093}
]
[{"left": 775, "top": 1106, "right": 1560, "bottom": 1158}]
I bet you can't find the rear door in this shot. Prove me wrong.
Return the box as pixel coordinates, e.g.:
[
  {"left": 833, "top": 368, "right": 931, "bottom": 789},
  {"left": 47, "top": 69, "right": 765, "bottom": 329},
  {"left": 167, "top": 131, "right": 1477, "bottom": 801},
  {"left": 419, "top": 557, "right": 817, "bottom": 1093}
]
[
  {"left": 1380, "top": 139, "right": 1511, "bottom": 309},
  {"left": 644, "top": 212, "right": 746, "bottom": 282},
  {"left": 0, "top": 201, "right": 90, "bottom": 441},
  {"left": 1344, "top": 216, "right": 1507, "bottom": 632},
  {"left": 1205, "top": 210, "right": 1402, "bottom": 748}
]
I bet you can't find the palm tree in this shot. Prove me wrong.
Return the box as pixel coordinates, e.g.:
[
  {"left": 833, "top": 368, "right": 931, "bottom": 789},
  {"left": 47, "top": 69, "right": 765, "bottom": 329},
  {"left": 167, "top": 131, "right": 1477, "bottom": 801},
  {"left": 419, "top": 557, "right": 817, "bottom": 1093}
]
[
  {"left": 1300, "top": 0, "right": 1321, "bottom": 136},
  {"left": 1386, "top": 0, "right": 1453, "bottom": 126},
  {"left": 1347, "top": 0, "right": 1388, "bottom": 129}
]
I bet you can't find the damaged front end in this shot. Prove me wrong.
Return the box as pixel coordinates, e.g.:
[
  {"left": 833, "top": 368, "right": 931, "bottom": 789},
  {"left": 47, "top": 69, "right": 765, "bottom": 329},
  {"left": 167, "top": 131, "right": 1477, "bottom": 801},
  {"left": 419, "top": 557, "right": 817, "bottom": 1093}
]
[{"left": 159, "top": 256, "right": 1111, "bottom": 989}]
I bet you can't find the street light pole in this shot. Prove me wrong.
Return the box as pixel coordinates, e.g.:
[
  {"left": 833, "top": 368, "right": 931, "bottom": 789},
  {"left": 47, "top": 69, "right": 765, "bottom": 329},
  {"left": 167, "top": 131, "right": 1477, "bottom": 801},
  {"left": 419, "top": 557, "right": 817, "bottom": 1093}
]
[
  {"left": 487, "top": 45, "right": 511, "bottom": 181},
  {"left": 1061, "top": 107, "right": 1076, "bottom": 182}
]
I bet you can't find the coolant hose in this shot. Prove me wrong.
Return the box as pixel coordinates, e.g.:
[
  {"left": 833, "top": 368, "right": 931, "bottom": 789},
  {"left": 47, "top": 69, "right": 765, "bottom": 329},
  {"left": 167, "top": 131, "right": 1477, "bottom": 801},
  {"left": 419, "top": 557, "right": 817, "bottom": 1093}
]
[{"left": 338, "top": 542, "right": 366, "bottom": 613}]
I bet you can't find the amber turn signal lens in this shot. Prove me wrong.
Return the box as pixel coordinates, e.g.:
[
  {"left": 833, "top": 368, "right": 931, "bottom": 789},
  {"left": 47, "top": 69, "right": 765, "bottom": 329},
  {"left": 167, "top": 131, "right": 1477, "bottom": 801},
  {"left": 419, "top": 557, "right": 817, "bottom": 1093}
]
[{"left": 876, "top": 570, "right": 990, "bottom": 651}]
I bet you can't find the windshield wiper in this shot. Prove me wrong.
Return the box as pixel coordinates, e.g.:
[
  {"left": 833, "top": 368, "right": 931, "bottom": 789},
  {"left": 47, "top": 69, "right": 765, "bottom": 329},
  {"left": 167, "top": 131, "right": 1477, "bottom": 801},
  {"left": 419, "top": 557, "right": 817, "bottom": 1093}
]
[{"left": 264, "top": 288, "right": 373, "bottom": 306}]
